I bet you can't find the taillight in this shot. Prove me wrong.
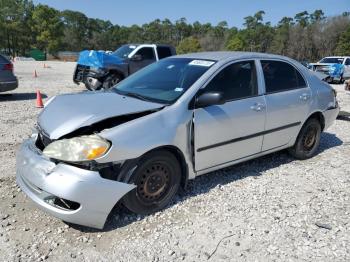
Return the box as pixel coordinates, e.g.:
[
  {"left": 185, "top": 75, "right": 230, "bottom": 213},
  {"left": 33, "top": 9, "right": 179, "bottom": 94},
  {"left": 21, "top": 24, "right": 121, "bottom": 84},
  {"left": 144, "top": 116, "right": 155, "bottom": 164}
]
[{"left": 3, "top": 63, "right": 13, "bottom": 71}]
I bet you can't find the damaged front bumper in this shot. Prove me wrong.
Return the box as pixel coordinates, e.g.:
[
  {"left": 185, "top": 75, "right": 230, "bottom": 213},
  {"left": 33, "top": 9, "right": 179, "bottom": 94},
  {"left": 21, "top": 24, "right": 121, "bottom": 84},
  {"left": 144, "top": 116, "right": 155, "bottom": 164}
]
[
  {"left": 73, "top": 64, "right": 107, "bottom": 84},
  {"left": 16, "top": 135, "right": 135, "bottom": 229}
]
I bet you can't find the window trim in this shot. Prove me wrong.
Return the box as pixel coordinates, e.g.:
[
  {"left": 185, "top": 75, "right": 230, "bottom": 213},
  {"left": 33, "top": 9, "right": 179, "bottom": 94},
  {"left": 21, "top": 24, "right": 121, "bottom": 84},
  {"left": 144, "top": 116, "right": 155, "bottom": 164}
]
[
  {"left": 193, "top": 59, "right": 262, "bottom": 105},
  {"left": 135, "top": 47, "right": 157, "bottom": 61},
  {"left": 258, "top": 59, "right": 309, "bottom": 95}
]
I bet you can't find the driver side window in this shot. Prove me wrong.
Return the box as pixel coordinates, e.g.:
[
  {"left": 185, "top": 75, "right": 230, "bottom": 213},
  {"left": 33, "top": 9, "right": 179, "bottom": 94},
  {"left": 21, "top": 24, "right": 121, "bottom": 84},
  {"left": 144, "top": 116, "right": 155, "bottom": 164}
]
[
  {"left": 135, "top": 47, "right": 156, "bottom": 61},
  {"left": 204, "top": 60, "right": 258, "bottom": 101},
  {"left": 345, "top": 58, "right": 350, "bottom": 66}
]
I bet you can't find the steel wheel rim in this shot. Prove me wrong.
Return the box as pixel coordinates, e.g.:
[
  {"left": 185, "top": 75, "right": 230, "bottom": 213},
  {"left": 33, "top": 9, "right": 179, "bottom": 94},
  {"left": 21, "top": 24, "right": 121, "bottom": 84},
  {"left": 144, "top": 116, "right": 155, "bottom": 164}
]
[
  {"left": 136, "top": 162, "right": 171, "bottom": 204},
  {"left": 303, "top": 126, "right": 317, "bottom": 151}
]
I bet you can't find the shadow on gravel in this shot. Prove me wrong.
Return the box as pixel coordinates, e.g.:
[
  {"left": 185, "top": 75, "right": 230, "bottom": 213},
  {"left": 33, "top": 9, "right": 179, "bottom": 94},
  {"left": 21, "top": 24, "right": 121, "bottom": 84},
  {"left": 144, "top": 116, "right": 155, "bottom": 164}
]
[
  {"left": 0, "top": 92, "right": 47, "bottom": 101},
  {"left": 68, "top": 132, "right": 343, "bottom": 233},
  {"left": 337, "top": 111, "right": 350, "bottom": 122}
]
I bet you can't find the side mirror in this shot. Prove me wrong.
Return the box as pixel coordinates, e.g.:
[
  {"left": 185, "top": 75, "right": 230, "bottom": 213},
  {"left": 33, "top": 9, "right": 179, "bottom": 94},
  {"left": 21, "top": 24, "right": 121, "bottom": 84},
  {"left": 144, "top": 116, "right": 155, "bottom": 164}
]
[
  {"left": 131, "top": 54, "right": 142, "bottom": 61},
  {"left": 195, "top": 92, "right": 225, "bottom": 108}
]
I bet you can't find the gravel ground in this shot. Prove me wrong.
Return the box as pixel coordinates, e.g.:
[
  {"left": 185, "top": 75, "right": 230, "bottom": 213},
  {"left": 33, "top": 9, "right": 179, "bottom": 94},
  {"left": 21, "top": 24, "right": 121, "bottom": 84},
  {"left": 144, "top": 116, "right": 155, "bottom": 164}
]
[{"left": 0, "top": 61, "right": 349, "bottom": 261}]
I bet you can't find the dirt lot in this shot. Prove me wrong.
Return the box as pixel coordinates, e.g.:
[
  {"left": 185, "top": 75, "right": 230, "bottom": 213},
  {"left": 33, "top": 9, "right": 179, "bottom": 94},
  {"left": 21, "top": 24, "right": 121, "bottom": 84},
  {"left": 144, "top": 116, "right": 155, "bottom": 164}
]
[{"left": 0, "top": 61, "right": 349, "bottom": 261}]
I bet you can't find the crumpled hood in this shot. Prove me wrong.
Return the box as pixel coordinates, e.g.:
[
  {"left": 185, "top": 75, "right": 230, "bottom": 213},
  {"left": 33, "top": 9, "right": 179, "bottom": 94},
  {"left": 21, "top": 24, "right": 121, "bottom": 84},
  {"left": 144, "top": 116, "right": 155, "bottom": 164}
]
[
  {"left": 38, "top": 91, "right": 164, "bottom": 139},
  {"left": 77, "top": 50, "right": 125, "bottom": 68}
]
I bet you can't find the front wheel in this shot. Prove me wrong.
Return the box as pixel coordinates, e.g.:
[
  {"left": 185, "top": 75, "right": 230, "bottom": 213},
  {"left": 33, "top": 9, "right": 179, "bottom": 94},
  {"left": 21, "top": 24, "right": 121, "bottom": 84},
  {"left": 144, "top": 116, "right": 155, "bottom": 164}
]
[
  {"left": 84, "top": 77, "right": 102, "bottom": 91},
  {"left": 288, "top": 118, "right": 321, "bottom": 160},
  {"left": 122, "top": 151, "right": 181, "bottom": 215},
  {"left": 102, "top": 73, "right": 122, "bottom": 89}
]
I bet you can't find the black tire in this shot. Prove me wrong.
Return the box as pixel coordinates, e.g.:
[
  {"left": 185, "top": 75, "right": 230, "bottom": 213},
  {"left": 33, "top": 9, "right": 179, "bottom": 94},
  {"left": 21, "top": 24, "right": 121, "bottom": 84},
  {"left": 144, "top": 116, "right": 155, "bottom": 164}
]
[
  {"left": 122, "top": 150, "right": 181, "bottom": 215},
  {"left": 288, "top": 118, "right": 322, "bottom": 160},
  {"left": 102, "top": 73, "right": 122, "bottom": 89}
]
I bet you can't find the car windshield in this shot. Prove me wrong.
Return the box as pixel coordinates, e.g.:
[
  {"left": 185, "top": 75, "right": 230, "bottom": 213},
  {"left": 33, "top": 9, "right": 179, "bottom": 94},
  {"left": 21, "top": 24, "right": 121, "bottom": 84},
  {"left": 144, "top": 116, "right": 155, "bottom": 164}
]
[
  {"left": 113, "top": 45, "right": 137, "bottom": 58},
  {"left": 319, "top": 57, "right": 344, "bottom": 64},
  {"left": 114, "top": 58, "right": 215, "bottom": 104}
]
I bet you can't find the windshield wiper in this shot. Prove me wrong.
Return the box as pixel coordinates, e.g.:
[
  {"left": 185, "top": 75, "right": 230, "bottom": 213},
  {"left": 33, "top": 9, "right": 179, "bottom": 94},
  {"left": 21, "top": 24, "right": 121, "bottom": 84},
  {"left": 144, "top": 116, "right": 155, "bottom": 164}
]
[
  {"left": 113, "top": 89, "right": 170, "bottom": 105},
  {"left": 121, "top": 92, "right": 154, "bottom": 102}
]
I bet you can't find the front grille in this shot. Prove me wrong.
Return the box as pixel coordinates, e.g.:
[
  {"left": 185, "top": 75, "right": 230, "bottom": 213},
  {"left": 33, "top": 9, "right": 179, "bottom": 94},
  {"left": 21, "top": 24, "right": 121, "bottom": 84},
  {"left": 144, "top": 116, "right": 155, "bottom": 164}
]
[
  {"left": 73, "top": 65, "right": 90, "bottom": 82},
  {"left": 45, "top": 196, "right": 80, "bottom": 211}
]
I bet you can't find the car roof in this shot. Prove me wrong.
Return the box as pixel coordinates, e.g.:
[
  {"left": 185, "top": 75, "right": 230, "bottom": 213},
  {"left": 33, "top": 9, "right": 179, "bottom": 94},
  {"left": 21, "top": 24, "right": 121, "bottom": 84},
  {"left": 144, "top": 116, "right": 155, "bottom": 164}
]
[
  {"left": 173, "top": 51, "right": 291, "bottom": 61},
  {"left": 323, "top": 56, "right": 349, "bottom": 59},
  {"left": 123, "top": 44, "right": 174, "bottom": 48}
]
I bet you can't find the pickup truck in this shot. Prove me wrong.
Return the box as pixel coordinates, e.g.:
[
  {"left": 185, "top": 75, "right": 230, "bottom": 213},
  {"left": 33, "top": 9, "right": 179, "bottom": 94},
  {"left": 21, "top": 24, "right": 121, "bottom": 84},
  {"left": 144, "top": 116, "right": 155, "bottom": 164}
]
[
  {"left": 308, "top": 56, "right": 350, "bottom": 84},
  {"left": 73, "top": 44, "right": 176, "bottom": 90}
]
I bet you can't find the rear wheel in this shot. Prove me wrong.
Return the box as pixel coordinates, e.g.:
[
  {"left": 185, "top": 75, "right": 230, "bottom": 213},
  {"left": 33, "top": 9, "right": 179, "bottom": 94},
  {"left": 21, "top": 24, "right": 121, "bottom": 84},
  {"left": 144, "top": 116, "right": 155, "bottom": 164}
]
[
  {"left": 288, "top": 118, "right": 321, "bottom": 160},
  {"left": 122, "top": 151, "right": 181, "bottom": 214}
]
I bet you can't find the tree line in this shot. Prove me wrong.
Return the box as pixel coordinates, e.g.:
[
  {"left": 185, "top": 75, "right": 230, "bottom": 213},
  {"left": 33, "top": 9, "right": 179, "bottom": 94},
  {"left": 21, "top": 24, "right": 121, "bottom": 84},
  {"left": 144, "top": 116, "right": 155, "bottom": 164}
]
[{"left": 1, "top": 0, "right": 349, "bottom": 61}]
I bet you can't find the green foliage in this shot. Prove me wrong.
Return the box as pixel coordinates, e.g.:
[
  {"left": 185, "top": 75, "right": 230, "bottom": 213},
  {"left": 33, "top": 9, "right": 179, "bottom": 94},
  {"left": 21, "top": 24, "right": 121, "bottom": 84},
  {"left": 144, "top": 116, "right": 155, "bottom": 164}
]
[
  {"left": 226, "top": 35, "right": 244, "bottom": 51},
  {"left": 31, "top": 4, "right": 63, "bottom": 54},
  {"left": 176, "top": 37, "right": 201, "bottom": 54},
  {"left": 0, "top": 0, "right": 349, "bottom": 61},
  {"left": 335, "top": 26, "right": 350, "bottom": 56}
]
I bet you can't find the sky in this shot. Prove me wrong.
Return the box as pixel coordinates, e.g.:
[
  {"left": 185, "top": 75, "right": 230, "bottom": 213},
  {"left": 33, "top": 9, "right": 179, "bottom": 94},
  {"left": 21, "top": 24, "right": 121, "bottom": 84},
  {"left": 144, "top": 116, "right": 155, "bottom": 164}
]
[{"left": 33, "top": 0, "right": 349, "bottom": 27}]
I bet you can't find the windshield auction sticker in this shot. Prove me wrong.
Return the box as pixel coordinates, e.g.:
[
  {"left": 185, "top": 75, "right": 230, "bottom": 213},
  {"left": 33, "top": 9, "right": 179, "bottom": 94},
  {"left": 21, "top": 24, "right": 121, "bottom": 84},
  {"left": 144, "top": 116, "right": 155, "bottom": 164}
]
[{"left": 189, "top": 60, "right": 215, "bottom": 67}]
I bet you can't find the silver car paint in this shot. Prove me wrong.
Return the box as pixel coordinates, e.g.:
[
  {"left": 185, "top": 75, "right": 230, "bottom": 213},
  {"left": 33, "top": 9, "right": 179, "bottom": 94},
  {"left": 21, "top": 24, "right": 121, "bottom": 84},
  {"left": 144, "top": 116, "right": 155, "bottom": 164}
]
[
  {"left": 16, "top": 52, "right": 339, "bottom": 229},
  {"left": 38, "top": 91, "right": 164, "bottom": 139},
  {"left": 17, "top": 135, "right": 135, "bottom": 229}
]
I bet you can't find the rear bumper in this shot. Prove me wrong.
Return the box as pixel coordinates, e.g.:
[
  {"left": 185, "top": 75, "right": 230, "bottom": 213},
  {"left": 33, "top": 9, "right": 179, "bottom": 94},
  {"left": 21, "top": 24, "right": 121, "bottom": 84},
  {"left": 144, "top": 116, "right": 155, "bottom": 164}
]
[
  {"left": 323, "top": 103, "right": 340, "bottom": 130},
  {"left": 0, "top": 79, "right": 18, "bottom": 92},
  {"left": 16, "top": 136, "right": 135, "bottom": 229}
]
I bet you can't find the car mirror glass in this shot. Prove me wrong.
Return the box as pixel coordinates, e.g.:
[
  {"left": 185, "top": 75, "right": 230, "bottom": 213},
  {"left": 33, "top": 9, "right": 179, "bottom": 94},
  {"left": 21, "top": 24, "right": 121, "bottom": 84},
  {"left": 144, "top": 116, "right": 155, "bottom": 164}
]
[{"left": 195, "top": 92, "right": 225, "bottom": 109}]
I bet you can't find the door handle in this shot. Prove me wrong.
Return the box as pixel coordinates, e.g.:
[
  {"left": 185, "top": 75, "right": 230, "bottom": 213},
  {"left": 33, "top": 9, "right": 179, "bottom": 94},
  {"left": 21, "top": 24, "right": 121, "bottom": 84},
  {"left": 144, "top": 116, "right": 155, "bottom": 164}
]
[
  {"left": 250, "top": 103, "right": 265, "bottom": 112},
  {"left": 300, "top": 93, "right": 310, "bottom": 101}
]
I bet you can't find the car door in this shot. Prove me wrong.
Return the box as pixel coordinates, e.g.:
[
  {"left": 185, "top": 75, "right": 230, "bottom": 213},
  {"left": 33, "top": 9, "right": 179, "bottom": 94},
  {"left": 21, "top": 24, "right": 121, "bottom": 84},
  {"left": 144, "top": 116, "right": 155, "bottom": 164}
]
[
  {"left": 343, "top": 58, "right": 350, "bottom": 78},
  {"left": 260, "top": 60, "right": 311, "bottom": 151},
  {"left": 129, "top": 47, "right": 157, "bottom": 74},
  {"left": 194, "top": 60, "right": 266, "bottom": 171}
]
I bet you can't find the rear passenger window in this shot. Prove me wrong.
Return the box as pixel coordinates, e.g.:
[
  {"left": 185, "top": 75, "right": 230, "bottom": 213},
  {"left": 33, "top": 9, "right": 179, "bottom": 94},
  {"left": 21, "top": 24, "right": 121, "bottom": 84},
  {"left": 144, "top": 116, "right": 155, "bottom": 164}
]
[
  {"left": 261, "top": 60, "right": 307, "bottom": 93},
  {"left": 136, "top": 47, "right": 156, "bottom": 60},
  {"left": 157, "top": 47, "right": 173, "bottom": 59},
  {"left": 204, "top": 60, "right": 258, "bottom": 101}
]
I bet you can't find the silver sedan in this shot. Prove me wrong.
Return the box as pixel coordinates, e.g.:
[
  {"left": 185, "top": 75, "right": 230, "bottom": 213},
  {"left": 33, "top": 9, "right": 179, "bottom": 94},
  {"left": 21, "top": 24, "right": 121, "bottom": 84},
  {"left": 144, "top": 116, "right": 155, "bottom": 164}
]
[{"left": 16, "top": 52, "right": 339, "bottom": 229}]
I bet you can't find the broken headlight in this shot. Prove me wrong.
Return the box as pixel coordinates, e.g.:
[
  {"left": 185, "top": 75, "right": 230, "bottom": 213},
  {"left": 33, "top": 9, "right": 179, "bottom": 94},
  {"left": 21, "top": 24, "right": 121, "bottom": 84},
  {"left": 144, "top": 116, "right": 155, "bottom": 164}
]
[{"left": 43, "top": 135, "right": 110, "bottom": 162}]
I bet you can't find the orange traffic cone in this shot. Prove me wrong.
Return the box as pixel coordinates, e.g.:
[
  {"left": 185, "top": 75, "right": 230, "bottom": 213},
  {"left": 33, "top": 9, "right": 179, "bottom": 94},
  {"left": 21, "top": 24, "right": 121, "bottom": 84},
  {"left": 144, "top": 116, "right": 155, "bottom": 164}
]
[
  {"left": 36, "top": 90, "right": 44, "bottom": 108},
  {"left": 33, "top": 70, "right": 38, "bottom": 78}
]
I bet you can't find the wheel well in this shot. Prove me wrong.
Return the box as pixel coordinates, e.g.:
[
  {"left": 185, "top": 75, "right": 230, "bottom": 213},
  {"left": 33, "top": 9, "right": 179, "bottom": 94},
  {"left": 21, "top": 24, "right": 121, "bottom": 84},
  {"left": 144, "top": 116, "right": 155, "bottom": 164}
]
[
  {"left": 147, "top": 146, "right": 189, "bottom": 189},
  {"left": 306, "top": 112, "right": 325, "bottom": 131},
  {"left": 107, "top": 70, "right": 124, "bottom": 79}
]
